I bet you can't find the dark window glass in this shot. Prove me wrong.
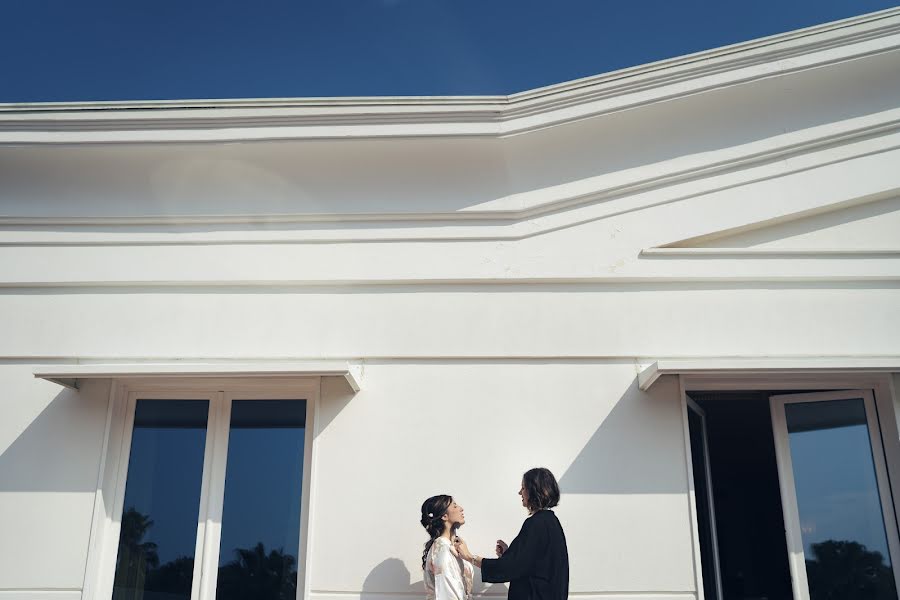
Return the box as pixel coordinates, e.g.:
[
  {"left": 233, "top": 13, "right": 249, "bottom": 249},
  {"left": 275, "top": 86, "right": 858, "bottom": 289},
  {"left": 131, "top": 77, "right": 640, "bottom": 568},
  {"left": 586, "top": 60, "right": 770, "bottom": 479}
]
[
  {"left": 112, "top": 400, "right": 209, "bottom": 600},
  {"left": 786, "top": 398, "right": 898, "bottom": 600},
  {"left": 216, "top": 400, "right": 307, "bottom": 600}
]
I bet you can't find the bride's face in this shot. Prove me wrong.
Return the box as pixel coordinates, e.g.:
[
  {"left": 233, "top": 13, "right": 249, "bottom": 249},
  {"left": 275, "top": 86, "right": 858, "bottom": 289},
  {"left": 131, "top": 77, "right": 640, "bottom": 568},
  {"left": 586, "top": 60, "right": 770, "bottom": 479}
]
[{"left": 444, "top": 500, "right": 466, "bottom": 527}]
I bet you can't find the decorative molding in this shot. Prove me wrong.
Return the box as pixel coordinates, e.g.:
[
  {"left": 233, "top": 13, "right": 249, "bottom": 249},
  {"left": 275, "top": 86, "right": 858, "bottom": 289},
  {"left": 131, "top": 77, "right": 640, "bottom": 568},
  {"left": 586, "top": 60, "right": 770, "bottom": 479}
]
[
  {"left": 503, "top": 7, "right": 900, "bottom": 107},
  {"left": 0, "top": 592, "right": 81, "bottom": 600},
  {"left": 2, "top": 276, "right": 900, "bottom": 289},
  {"left": 10, "top": 354, "right": 900, "bottom": 366},
  {"left": 0, "top": 8, "right": 898, "bottom": 144},
  {"left": 4, "top": 265, "right": 900, "bottom": 288},
  {"left": 648, "top": 176, "right": 900, "bottom": 252},
  {"left": 641, "top": 248, "right": 900, "bottom": 258},
  {"left": 1, "top": 115, "right": 899, "bottom": 244}
]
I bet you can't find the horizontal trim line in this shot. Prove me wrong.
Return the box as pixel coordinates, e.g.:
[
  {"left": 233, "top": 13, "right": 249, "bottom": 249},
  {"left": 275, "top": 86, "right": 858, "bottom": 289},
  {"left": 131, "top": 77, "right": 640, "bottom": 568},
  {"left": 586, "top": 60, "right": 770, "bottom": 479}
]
[
  {"left": 7, "top": 355, "right": 897, "bottom": 361},
  {"left": 1, "top": 275, "right": 899, "bottom": 288},
  {"left": 6, "top": 355, "right": 898, "bottom": 367},
  {"left": 3, "top": 356, "right": 648, "bottom": 364},
  {"left": 0, "top": 594, "right": 81, "bottom": 600},
  {"left": 641, "top": 248, "right": 900, "bottom": 258},
  {"left": 1, "top": 282, "right": 897, "bottom": 296},
  {"left": 0, "top": 590, "right": 81, "bottom": 593}
]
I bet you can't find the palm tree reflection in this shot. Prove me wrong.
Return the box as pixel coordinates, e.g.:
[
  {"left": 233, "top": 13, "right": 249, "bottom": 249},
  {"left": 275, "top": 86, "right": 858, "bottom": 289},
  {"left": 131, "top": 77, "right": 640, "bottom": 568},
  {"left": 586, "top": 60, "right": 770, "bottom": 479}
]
[
  {"left": 217, "top": 542, "right": 298, "bottom": 600},
  {"left": 113, "top": 507, "right": 168, "bottom": 599},
  {"left": 113, "top": 507, "right": 297, "bottom": 600}
]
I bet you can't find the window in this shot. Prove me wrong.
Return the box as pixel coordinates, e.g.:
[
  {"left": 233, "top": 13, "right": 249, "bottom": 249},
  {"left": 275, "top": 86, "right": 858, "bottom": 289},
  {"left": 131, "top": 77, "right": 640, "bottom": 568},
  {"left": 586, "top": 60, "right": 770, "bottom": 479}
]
[
  {"left": 93, "top": 381, "right": 317, "bottom": 600},
  {"left": 216, "top": 399, "right": 306, "bottom": 600},
  {"left": 113, "top": 399, "right": 209, "bottom": 600},
  {"left": 772, "top": 390, "right": 900, "bottom": 600},
  {"left": 684, "top": 384, "right": 900, "bottom": 600}
]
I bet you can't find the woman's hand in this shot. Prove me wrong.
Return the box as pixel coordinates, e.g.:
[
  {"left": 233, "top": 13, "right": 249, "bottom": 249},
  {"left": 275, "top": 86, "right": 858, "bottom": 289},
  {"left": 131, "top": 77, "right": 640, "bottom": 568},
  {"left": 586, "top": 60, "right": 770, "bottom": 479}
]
[
  {"left": 454, "top": 536, "right": 473, "bottom": 561},
  {"left": 495, "top": 539, "right": 508, "bottom": 557}
]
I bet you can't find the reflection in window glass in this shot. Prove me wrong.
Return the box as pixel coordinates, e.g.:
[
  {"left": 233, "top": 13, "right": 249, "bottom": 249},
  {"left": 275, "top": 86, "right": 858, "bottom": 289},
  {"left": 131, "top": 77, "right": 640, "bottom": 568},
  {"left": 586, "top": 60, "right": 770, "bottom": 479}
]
[
  {"left": 112, "top": 400, "right": 209, "bottom": 600},
  {"left": 216, "top": 400, "right": 307, "bottom": 600},
  {"left": 786, "top": 398, "right": 898, "bottom": 600}
]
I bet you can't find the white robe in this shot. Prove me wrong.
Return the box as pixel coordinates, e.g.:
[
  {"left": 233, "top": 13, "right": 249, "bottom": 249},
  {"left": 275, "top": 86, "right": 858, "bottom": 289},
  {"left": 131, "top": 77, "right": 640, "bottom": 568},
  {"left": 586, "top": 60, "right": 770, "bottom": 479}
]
[{"left": 424, "top": 537, "right": 474, "bottom": 600}]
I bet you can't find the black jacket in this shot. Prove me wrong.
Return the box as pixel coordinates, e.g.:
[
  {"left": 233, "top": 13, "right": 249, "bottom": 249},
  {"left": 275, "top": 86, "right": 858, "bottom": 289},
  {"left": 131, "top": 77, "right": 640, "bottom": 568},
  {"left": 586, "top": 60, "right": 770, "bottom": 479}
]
[{"left": 481, "top": 510, "right": 569, "bottom": 600}]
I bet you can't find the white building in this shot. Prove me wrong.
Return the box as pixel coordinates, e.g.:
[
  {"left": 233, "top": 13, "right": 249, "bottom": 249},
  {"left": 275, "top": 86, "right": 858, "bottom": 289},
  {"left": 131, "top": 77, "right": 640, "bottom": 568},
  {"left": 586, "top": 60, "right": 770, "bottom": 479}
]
[{"left": 2, "top": 8, "right": 900, "bottom": 600}]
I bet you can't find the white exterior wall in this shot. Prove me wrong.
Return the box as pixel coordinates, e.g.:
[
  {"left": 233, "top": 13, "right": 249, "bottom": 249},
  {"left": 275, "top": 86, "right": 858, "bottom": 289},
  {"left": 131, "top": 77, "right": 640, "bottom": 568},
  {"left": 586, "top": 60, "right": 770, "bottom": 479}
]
[
  {"left": 311, "top": 366, "right": 692, "bottom": 598},
  {"left": 0, "top": 371, "right": 109, "bottom": 596},
  {"left": 1, "top": 9, "right": 900, "bottom": 600}
]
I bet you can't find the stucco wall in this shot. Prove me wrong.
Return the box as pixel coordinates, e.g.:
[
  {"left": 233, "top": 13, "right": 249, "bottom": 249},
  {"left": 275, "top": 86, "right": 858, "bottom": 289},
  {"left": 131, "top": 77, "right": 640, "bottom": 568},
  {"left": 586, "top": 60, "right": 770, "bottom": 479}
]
[
  {"left": 0, "top": 370, "right": 108, "bottom": 595},
  {"left": 0, "top": 285, "right": 898, "bottom": 359},
  {"left": 312, "top": 366, "right": 692, "bottom": 598}
]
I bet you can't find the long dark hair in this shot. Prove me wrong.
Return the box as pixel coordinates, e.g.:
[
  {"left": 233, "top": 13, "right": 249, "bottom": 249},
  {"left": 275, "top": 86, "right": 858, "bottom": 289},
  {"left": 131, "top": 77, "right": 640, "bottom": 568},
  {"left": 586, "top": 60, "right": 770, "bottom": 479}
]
[
  {"left": 522, "top": 467, "right": 560, "bottom": 513},
  {"left": 420, "top": 494, "right": 453, "bottom": 569}
]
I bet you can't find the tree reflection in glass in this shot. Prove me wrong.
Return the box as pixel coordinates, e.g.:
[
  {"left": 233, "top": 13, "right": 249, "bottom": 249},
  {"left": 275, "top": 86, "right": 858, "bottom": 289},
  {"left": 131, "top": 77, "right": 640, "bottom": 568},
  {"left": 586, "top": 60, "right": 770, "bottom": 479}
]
[
  {"left": 806, "top": 540, "right": 895, "bottom": 600},
  {"left": 786, "top": 398, "right": 898, "bottom": 600},
  {"left": 112, "top": 400, "right": 208, "bottom": 600},
  {"left": 216, "top": 400, "right": 306, "bottom": 600}
]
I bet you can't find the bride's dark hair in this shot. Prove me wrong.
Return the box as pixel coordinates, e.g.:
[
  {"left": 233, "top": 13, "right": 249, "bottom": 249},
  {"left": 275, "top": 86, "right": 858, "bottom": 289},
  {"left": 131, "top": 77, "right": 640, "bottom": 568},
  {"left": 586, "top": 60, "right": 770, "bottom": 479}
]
[{"left": 420, "top": 494, "right": 453, "bottom": 569}]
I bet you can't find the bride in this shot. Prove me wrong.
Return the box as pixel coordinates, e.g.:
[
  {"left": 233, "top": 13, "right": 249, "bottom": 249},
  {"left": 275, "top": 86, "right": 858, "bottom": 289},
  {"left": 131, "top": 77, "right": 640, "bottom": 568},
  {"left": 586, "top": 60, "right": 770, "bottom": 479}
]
[{"left": 420, "top": 495, "right": 473, "bottom": 600}]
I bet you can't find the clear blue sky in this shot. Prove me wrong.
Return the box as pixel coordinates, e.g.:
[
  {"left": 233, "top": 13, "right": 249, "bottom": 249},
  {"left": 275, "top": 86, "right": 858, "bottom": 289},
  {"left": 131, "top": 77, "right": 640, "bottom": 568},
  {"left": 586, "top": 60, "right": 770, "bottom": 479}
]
[{"left": 2, "top": 0, "right": 898, "bottom": 103}]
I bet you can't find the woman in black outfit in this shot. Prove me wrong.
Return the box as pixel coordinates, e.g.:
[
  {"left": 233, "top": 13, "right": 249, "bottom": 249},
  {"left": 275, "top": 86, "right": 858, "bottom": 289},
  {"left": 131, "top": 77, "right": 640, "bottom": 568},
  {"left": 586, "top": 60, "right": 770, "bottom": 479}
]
[{"left": 456, "top": 468, "right": 569, "bottom": 600}]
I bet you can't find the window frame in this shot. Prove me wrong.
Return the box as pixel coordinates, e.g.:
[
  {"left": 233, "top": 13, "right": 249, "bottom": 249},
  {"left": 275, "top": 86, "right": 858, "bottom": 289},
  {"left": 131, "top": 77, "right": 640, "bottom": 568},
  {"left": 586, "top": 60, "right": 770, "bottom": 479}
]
[
  {"left": 679, "top": 374, "right": 900, "bottom": 600},
  {"left": 684, "top": 396, "right": 724, "bottom": 600},
  {"left": 770, "top": 389, "right": 900, "bottom": 600},
  {"left": 82, "top": 377, "right": 321, "bottom": 600}
]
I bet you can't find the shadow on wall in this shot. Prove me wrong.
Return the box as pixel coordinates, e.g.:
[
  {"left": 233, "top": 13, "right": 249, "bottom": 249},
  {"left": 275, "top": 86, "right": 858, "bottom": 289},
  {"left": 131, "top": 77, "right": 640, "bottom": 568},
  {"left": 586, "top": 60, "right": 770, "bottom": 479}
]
[
  {"left": 558, "top": 376, "right": 686, "bottom": 495},
  {"left": 0, "top": 383, "right": 107, "bottom": 493},
  {"left": 318, "top": 375, "right": 359, "bottom": 435},
  {"left": 362, "top": 558, "right": 423, "bottom": 600},
  {"left": 362, "top": 558, "right": 508, "bottom": 600},
  {"left": 0, "top": 137, "right": 509, "bottom": 220}
]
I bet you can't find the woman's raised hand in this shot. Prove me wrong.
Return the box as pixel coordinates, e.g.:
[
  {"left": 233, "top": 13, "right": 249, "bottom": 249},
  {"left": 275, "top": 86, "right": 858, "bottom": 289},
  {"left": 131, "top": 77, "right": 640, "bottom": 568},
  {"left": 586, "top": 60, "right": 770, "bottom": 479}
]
[
  {"left": 454, "top": 536, "right": 471, "bottom": 559},
  {"left": 495, "top": 539, "right": 508, "bottom": 557}
]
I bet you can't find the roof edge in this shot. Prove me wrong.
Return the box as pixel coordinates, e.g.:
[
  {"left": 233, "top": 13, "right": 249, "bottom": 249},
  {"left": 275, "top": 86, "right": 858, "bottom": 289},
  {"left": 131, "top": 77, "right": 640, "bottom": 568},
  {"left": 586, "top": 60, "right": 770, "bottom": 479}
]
[
  {"left": 1, "top": 6, "right": 899, "bottom": 142},
  {"left": 509, "top": 5, "right": 900, "bottom": 103}
]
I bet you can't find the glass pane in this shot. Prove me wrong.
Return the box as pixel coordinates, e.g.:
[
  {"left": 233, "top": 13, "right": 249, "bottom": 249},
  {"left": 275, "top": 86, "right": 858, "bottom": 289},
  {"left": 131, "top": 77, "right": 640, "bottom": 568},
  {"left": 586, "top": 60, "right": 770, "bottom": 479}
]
[
  {"left": 785, "top": 398, "right": 897, "bottom": 600},
  {"left": 113, "top": 400, "right": 209, "bottom": 600},
  {"left": 216, "top": 400, "right": 306, "bottom": 600}
]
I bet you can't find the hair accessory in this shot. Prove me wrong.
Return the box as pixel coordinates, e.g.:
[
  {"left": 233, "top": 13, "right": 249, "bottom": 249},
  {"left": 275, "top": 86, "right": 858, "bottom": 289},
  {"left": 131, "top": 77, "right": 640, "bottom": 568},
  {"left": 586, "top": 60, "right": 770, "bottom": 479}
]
[{"left": 428, "top": 512, "right": 434, "bottom": 517}]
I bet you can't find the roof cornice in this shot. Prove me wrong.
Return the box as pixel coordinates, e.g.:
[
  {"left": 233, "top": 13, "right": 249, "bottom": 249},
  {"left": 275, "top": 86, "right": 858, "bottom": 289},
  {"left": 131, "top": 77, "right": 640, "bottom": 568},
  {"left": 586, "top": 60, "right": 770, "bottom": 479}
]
[{"left": 1, "top": 7, "right": 900, "bottom": 143}]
